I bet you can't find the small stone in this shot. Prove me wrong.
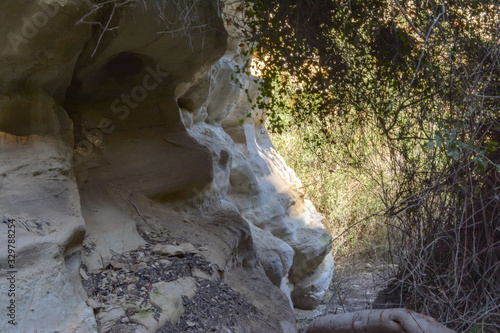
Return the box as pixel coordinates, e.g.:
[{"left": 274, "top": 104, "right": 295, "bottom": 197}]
[
  {"left": 150, "top": 277, "right": 198, "bottom": 324},
  {"left": 130, "top": 263, "right": 148, "bottom": 271},
  {"left": 131, "top": 309, "right": 157, "bottom": 331},
  {"left": 80, "top": 268, "right": 89, "bottom": 281},
  {"left": 87, "top": 298, "right": 102, "bottom": 309},
  {"left": 121, "top": 302, "right": 140, "bottom": 311},
  {"left": 97, "top": 306, "right": 125, "bottom": 323},
  {"left": 111, "top": 262, "right": 126, "bottom": 270},
  {"left": 193, "top": 268, "right": 212, "bottom": 280}
]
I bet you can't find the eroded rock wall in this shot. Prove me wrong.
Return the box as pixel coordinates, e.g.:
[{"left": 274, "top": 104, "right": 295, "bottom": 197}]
[
  {"left": 0, "top": 1, "right": 333, "bottom": 332},
  {"left": 0, "top": 1, "right": 96, "bottom": 332}
]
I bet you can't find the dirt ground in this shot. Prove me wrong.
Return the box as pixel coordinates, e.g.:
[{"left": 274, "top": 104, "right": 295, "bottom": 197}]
[{"left": 295, "top": 255, "right": 396, "bottom": 331}]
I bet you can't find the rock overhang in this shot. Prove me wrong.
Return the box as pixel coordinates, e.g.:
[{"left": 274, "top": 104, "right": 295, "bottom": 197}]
[{"left": 0, "top": 1, "right": 334, "bottom": 332}]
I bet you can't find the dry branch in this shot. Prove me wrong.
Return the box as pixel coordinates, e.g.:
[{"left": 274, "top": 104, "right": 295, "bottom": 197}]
[{"left": 305, "top": 309, "right": 457, "bottom": 333}]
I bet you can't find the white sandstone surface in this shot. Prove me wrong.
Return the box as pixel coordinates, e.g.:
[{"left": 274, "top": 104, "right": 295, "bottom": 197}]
[{"left": 0, "top": 1, "right": 334, "bottom": 332}]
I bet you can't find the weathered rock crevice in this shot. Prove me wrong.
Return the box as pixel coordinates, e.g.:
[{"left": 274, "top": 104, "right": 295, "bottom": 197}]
[{"left": 0, "top": 1, "right": 334, "bottom": 332}]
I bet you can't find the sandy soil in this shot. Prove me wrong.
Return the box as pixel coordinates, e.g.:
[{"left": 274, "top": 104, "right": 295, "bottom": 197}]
[{"left": 295, "top": 256, "right": 396, "bottom": 331}]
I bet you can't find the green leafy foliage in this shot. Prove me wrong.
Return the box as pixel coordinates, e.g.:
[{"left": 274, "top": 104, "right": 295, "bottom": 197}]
[{"left": 231, "top": 0, "right": 500, "bottom": 331}]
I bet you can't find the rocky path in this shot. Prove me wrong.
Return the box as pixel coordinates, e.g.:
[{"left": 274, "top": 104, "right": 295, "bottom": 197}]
[{"left": 295, "top": 257, "right": 395, "bottom": 331}]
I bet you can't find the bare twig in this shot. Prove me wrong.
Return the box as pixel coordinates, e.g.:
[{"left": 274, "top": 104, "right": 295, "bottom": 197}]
[{"left": 393, "top": 0, "right": 425, "bottom": 40}]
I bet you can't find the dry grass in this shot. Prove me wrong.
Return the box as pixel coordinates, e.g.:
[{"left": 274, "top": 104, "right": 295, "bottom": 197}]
[{"left": 383, "top": 155, "right": 500, "bottom": 332}]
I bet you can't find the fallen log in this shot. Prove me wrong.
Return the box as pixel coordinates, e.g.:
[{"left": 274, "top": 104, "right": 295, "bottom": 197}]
[{"left": 305, "top": 308, "right": 456, "bottom": 333}]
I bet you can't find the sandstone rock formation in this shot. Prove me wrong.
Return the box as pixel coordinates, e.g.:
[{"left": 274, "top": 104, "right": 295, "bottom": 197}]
[{"left": 0, "top": 1, "right": 333, "bottom": 332}]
